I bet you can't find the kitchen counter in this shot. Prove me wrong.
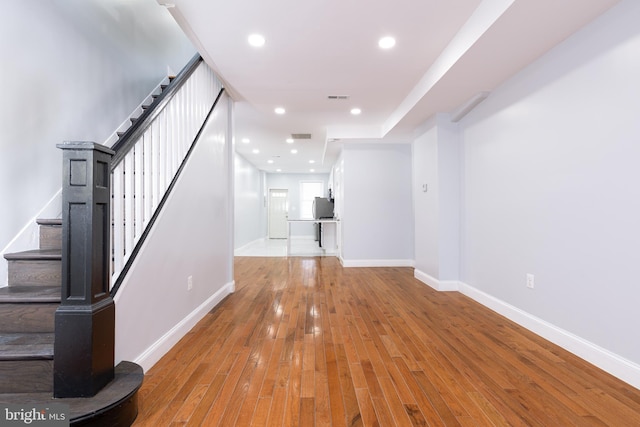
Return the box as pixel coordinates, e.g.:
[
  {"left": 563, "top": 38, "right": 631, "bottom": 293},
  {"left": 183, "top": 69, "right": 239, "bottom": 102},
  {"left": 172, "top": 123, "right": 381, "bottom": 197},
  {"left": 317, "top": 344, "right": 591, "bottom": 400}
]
[{"left": 287, "top": 219, "right": 339, "bottom": 256}]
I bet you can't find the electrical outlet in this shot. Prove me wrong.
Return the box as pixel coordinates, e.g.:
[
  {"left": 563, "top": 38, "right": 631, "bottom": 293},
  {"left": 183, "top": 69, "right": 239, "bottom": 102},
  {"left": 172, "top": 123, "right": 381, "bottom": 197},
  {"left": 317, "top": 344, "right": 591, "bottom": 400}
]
[
  {"left": 526, "top": 273, "right": 534, "bottom": 289},
  {"left": 187, "top": 275, "right": 193, "bottom": 291}
]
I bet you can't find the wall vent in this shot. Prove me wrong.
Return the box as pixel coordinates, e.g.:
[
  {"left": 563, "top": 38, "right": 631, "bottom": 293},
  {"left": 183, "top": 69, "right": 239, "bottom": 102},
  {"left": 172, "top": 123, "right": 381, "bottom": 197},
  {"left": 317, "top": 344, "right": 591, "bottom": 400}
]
[
  {"left": 327, "top": 95, "right": 349, "bottom": 100},
  {"left": 291, "top": 133, "right": 312, "bottom": 139}
]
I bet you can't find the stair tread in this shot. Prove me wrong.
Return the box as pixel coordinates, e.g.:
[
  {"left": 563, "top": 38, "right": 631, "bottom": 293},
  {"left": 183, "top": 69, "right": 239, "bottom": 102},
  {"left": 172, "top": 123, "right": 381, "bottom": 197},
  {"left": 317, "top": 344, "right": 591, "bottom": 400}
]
[
  {"left": 36, "top": 218, "right": 62, "bottom": 226},
  {"left": 0, "top": 333, "right": 54, "bottom": 360},
  {"left": 0, "top": 361, "right": 142, "bottom": 424},
  {"left": 4, "top": 249, "right": 61, "bottom": 261},
  {"left": 0, "top": 285, "right": 60, "bottom": 303}
]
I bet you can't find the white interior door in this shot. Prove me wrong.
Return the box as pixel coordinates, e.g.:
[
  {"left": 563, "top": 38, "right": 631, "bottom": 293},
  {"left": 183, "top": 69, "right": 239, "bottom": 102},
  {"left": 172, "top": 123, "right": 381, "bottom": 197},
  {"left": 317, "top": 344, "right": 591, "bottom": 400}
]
[{"left": 269, "top": 189, "right": 288, "bottom": 239}]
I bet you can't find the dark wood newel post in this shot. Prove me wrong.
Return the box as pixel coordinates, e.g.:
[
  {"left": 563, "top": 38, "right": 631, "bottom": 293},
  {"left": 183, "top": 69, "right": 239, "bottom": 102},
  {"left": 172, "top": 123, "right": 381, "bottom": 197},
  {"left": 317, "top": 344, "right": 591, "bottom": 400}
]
[{"left": 54, "top": 141, "right": 115, "bottom": 398}]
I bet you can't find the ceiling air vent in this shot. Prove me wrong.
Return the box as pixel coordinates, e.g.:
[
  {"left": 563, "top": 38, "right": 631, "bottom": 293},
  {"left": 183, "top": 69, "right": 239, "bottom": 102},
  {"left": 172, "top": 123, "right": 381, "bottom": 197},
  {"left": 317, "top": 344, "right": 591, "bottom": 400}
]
[
  {"left": 327, "top": 95, "right": 349, "bottom": 100},
  {"left": 291, "top": 133, "right": 312, "bottom": 140}
]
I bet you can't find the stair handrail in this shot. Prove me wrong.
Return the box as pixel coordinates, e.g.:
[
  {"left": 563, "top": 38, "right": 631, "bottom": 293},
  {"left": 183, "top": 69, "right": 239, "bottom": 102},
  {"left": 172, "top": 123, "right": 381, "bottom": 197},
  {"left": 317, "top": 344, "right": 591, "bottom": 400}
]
[
  {"left": 109, "top": 88, "right": 225, "bottom": 296},
  {"left": 55, "top": 54, "right": 224, "bottom": 397},
  {"left": 110, "top": 54, "right": 202, "bottom": 167},
  {"left": 108, "top": 54, "right": 224, "bottom": 295}
]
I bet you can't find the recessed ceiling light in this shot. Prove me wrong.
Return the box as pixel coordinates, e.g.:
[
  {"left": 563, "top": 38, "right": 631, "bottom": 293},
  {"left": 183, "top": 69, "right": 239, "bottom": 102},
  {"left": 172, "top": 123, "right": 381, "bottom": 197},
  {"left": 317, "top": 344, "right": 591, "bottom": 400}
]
[
  {"left": 248, "top": 34, "right": 265, "bottom": 47},
  {"left": 275, "top": 107, "right": 286, "bottom": 115},
  {"left": 309, "top": 160, "right": 315, "bottom": 164},
  {"left": 286, "top": 138, "right": 294, "bottom": 144},
  {"left": 252, "top": 149, "right": 260, "bottom": 154},
  {"left": 291, "top": 149, "right": 298, "bottom": 154},
  {"left": 241, "top": 138, "right": 250, "bottom": 143},
  {"left": 310, "top": 169, "right": 315, "bottom": 172},
  {"left": 350, "top": 108, "right": 361, "bottom": 115},
  {"left": 378, "top": 36, "right": 396, "bottom": 49},
  {"left": 276, "top": 168, "right": 282, "bottom": 172}
]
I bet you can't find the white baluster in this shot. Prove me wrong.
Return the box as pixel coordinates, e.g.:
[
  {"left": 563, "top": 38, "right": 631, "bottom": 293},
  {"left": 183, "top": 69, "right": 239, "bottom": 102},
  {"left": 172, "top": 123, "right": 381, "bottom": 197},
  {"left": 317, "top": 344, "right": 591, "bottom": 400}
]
[
  {"left": 143, "top": 123, "right": 153, "bottom": 226},
  {"left": 155, "top": 113, "right": 164, "bottom": 201},
  {"left": 135, "top": 132, "right": 145, "bottom": 238},
  {"left": 109, "top": 61, "right": 221, "bottom": 287},
  {"left": 123, "top": 148, "right": 135, "bottom": 261}
]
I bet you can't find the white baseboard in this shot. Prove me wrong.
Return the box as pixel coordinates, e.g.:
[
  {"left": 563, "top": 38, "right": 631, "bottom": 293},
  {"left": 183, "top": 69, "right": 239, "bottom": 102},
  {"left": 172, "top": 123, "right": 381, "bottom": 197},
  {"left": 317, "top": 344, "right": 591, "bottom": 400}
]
[
  {"left": 131, "top": 280, "right": 235, "bottom": 372},
  {"left": 457, "top": 281, "right": 640, "bottom": 390},
  {"left": 412, "top": 272, "right": 640, "bottom": 390},
  {"left": 341, "top": 258, "right": 414, "bottom": 268},
  {"left": 234, "top": 237, "right": 267, "bottom": 254},
  {"left": 414, "top": 269, "right": 460, "bottom": 291}
]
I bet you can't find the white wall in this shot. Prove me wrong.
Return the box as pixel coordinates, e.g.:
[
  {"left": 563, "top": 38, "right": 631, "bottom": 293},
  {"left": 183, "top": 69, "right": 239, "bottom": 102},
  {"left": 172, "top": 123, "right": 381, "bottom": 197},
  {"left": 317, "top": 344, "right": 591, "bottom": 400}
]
[
  {"left": 413, "top": 115, "right": 461, "bottom": 289},
  {"left": 115, "top": 92, "right": 233, "bottom": 371},
  {"left": 413, "top": 121, "right": 441, "bottom": 279},
  {"left": 234, "top": 153, "right": 266, "bottom": 249},
  {"left": 414, "top": 0, "right": 640, "bottom": 387},
  {"left": 436, "top": 120, "right": 461, "bottom": 280},
  {"left": 0, "top": 0, "right": 195, "bottom": 284},
  {"left": 266, "top": 173, "right": 330, "bottom": 237},
  {"left": 341, "top": 143, "right": 414, "bottom": 266}
]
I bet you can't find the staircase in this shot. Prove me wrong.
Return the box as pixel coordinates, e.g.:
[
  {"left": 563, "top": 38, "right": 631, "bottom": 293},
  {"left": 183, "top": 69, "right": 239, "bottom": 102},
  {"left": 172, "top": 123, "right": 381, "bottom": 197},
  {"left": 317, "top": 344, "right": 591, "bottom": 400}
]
[
  {"left": 1, "top": 219, "right": 60, "bottom": 393},
  {"left": 0, "top": 218, "right": 143, "bottom": 425},
  {"left": 0, "top": 75, "right": 171, "bottom": 425},
  {"left": 0, "top": 54, "right": 220, "bottom": 425}
]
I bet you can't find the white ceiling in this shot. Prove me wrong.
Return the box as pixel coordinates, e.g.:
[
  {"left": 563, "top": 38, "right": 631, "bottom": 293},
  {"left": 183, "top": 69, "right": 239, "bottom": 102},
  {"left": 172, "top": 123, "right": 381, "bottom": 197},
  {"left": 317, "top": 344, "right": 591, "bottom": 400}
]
[{"left": 164, "top": 0, "right": 619, "bottom": 174}]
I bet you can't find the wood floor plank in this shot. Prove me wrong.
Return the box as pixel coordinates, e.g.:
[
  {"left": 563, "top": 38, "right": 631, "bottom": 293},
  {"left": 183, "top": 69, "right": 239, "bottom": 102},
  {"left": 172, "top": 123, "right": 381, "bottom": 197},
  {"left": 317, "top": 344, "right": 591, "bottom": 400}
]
[
  {"left": 178, "top": 373, "right": 226, "bottom": 427},
  {"left": 354, "top": 388, "right": 378, "bottom": 426},
  {"left": 325, "top": 341, "right": 347, "bottom": 426},
  {"left": 404, "top": 403, "right": 428, "bottom": 427},
  {"left": 314, "top": 371, "right": 332, "bottom": 427},
  {"left": 201, "top": 347, "right": 251, "bottom": 426},
  {"left": 377, "top": 376, "right": 414, "bottom": 427},
  {"left": 467, "top": 390, "right": 511, "bottom": 427},
  {"left": 170, "top": 383, "right": 209, "bottom": 424},
  {"left": 301, "top": 334, "right": 315, "bottom": 398},
  {"left": 250, "top": 397, "right": 271, "bottom": 427},
  {"left": 394, "top": 357, "right": 448, "bottom": 427},
  {"left": 283, "top": 341, "right": 303, "bottom": 426},
  {"left": 234, "top": 338, "right": 276, "bottom": 426},
  {"left": 259, "top": 338, "right": 284, "bottom": 398},
  {"left": 335, "top": 342, "right": 361, "bottom": 426},
  {"left": 132, "top": 257, "right": 640, "bottom": 426},
  {"left": 265, "top": 387, "right": 286, "bottom": 427},
  {"left": 361, "top": 360, "right": 396, "bottom": 425}
]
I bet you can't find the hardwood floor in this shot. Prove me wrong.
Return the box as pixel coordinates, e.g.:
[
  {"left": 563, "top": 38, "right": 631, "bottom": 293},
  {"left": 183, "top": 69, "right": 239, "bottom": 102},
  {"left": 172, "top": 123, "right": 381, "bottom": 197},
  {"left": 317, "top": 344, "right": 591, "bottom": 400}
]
[{"left": 133, "top": 257, "right": 640, "bottom": 426}]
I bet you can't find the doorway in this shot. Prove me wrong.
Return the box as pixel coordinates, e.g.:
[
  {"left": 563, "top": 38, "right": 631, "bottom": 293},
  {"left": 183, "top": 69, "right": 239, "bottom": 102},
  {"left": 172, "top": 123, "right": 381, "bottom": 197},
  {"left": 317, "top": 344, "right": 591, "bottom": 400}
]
[{"left": 268, "top": 189, "right": 288, "bottom": 239}]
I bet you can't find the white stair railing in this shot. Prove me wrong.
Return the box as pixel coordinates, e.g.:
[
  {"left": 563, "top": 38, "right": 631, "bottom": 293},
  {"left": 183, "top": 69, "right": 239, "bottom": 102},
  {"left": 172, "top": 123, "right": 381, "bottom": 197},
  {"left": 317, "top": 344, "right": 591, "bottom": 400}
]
[{"left": 110, "top": 57, "right": 222, "bottom": 290}]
